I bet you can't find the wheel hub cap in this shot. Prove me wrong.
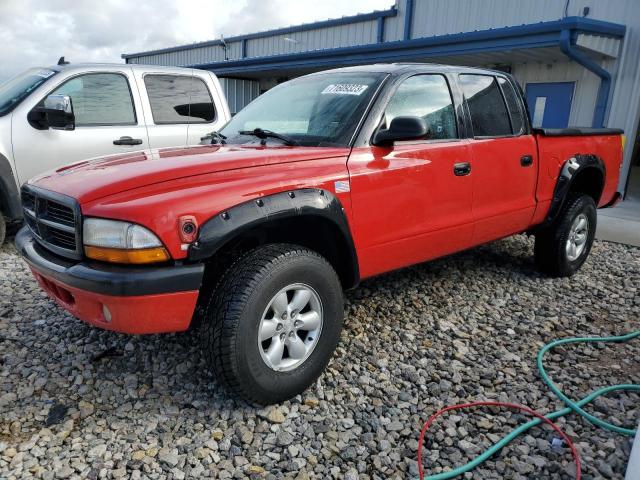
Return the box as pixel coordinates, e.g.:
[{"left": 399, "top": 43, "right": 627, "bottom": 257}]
[
  {"left": 566, "top": 213, "right": 589, "bottom": 262},
  {"left": 258, "top": 283, "right": 323, "bottom": 372}
]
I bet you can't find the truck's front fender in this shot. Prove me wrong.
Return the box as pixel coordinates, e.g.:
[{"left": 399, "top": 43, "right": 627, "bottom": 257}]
[{"left": 188, "top": 188, "right": 360, "bottom": 288}]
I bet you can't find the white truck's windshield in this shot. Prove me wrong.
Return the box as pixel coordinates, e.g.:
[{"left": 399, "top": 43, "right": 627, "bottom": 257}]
[
  {"left": 0, "top": 68, "right": 57, "bottom": 117},
  {"left": 221, "top": 72, "right": 386, "bottom": 147}
]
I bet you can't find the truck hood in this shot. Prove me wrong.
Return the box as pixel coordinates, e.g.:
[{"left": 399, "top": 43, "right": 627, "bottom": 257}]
[{"left": 31, "top": 144, "right": 349, "bottom": 204}]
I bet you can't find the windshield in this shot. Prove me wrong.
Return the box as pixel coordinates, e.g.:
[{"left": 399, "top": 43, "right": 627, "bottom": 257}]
[
  {"left": 221, "top": 72, "right": 386, "bottom": 147},
  {"left": 0, "top": 68, "right": 58, "bottom": 117}
]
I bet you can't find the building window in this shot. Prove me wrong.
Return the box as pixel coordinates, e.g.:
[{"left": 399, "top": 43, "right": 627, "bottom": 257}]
[
  {"left": 51, "top": 73, "right": 136, "bottom": 126},
  {"left": 384, "top": 74, "right": 458, "bottom": 140},
  {"left": 459, "top": 74, "right": 512, "bottom": 137},
  {"left": 144, "top": 75, "right": 216, "bottom": 124}
]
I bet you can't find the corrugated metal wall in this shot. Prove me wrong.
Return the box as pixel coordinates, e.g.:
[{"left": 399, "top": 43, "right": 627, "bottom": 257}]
[
  {"left": 246, "top": 21, "right": 378, "bottom": 58},
  {"left": 126, "top": 20, "right": 379, "bottom": 66},
  {"left": 408, "top": 0, "right": 640, "bottom": 188},
  {"left": 410, "top": 0, "right": 566, "bottom": 38},
  {"left": 125, "top": 0, "right": 640, "bottom": 189},
  {"left": 219, "top": 78, "right": 260, "bottom": 114},
  {"left": 596, "top": 0, "right": 640, "bottom": 187}
]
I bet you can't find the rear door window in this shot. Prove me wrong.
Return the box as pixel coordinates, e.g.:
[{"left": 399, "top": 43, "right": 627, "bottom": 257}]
[
  {"left": 384, "top": 74, "right": 458, "bottom": 140},
  {"left": 498, "top": 77, "right": 525, "bottom": 134},
  {"left": 50, "top": 73, "right": 136, "bottom": 126},
  {"left": 144, "top": 75, "right": 215, "bottom": 124},
  {"left": 459, "top": 74, "right": 511, "bottom": 137}
]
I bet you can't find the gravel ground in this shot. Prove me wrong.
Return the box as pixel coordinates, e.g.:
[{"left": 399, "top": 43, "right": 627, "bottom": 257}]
[{"left": 0, "top": 234, "right": 638, "bottom": 480}]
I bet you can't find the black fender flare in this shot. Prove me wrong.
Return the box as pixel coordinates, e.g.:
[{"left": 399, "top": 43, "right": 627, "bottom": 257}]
[
  {"left": 188, "top": 188, "right": 360, "bottom": 288},
  {"left": 543, "top": 153, "right": 605, "bottom": 227},
  {"left": 0, "top": 153, "right": 21, "bottom": 220}
]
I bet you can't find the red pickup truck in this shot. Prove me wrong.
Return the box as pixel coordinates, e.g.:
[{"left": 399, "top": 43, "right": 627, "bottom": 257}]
[{"left": 16, "top": 64, "right": 623, "bottom": 404}]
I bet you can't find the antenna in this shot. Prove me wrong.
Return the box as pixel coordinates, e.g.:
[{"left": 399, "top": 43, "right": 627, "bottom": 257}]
[
  {"left": 220, "top": 35, "right": 228, "bottom": 60},
  {"left": 57, "top": 56, "right": 69, "bottom": 65}
]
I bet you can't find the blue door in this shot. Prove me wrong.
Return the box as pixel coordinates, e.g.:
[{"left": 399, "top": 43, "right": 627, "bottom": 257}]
[{"left": 525, "top": 82, "right": 574, "bottom": 128}]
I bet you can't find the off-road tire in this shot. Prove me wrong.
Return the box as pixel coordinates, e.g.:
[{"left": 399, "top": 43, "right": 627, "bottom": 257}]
[
  {"left": 201, "top": 244, "right": 344, "bottom": 405},
  {"left": 534, "top": 193, "right": 597, "bottom": 277}
]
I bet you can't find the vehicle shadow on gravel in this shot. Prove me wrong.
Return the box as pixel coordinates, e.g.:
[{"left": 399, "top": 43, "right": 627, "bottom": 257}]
[
  {"left": 87, "top": 235, "right": 543, "bottom": 405},
  {"left": 360, "top": 234, "right": 541, "bottom": 286}
]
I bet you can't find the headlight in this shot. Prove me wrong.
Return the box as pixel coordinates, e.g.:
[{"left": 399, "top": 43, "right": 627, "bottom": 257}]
[{"left": 83, "top": 218, "right": 170, "bottom": 264}]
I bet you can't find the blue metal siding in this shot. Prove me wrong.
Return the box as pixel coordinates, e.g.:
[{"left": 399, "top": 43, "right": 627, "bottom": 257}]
[{"left": 219, "top": 78, "right": 260, "bottom": 114}]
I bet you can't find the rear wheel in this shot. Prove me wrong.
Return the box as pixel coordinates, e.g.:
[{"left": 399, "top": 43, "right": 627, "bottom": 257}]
[
  {"left": 201, "top": 244, "right": 344, "bottom": 404},
  {"left": 534, "top": 193, "right": 597, "bottom": 277},
  {"left": 0, "top": 212, "right": 6, "bottom": 246}
]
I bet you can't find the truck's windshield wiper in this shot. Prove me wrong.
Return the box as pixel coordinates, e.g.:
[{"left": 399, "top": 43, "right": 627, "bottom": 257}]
[
  {"left": 238, "top": 128, "right": 298, "bottom": 146},
  {"left": 200, "top": 131, "right": 227, "bottom": 145}
]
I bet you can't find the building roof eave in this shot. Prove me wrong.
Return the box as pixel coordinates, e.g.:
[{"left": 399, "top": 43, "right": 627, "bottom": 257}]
[{"left": 182, "top": 16, "right": 625, "bottom": 76}]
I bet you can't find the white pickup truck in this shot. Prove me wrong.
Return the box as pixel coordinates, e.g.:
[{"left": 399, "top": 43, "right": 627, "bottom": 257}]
[{"left": 0, "top": 62, "right": 231, "bottom": 244}]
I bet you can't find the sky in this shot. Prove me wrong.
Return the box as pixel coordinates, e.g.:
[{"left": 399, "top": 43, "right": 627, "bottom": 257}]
[{"left": 0, "top": 0, "right": 394, "bottom": 82}]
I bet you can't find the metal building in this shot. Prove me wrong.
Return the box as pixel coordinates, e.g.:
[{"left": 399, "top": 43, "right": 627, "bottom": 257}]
[{"left": 123, "top": 0, "right": 640, "bottom": 195}]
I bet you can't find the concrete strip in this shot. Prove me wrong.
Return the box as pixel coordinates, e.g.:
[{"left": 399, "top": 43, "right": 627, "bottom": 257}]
[{"left": 596, "top": 198, "right": 640, "bottom": 247}]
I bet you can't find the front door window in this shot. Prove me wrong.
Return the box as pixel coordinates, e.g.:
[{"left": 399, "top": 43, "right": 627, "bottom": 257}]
[{"left": 50, "top": 73, "right": 136, "bottom": 126}]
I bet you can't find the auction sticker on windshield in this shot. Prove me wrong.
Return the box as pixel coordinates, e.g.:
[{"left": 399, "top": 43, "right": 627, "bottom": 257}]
[
  {"left": 36, "top": 69, "right": 56, "bottom": 78},
  {"left": 321, "top": 84, "right": 368, "bottom": 95}
]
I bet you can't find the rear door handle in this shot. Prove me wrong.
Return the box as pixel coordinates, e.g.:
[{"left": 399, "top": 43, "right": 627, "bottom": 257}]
[
  {"left": 454, "top": 162, "right": 471, "bottom": 176},
  {"left": 520, "top": 155, "right": 534, "bottom": 167},
  {"left": 113, "top": 136, "right": 143, "bottom": 146}
]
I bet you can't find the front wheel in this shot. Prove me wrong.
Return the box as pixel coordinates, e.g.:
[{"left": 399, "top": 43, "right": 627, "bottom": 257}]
[
  {"left": 201, "top": 244, "right": 344, "bottom": 404},
  {"left": 534, "top": 193, "right": 597, "bottom": 277}
]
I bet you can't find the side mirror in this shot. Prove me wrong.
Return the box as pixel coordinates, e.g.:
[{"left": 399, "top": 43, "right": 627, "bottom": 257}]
[
  {"left": 28, "top": 94, "right": 75, "bottom": 131},
  {"left": 373, "top": 116, "right": 429, "bottom": 146}
]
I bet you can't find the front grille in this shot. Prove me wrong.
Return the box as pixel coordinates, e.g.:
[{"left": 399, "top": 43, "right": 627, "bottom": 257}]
[
  {"left": 47, "top": 227, "right": 77, "bottom": 249},
  {"left": 22, "top": 185, "right": 82, "bottom": 260},
  {"left": 44, "top": 200, "right": 75, "bottom": 226}
]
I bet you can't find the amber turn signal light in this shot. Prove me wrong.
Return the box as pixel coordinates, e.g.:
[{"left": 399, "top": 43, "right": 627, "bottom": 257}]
[{"left": 84, "top": 246, "right": 170, "bottom": 264}]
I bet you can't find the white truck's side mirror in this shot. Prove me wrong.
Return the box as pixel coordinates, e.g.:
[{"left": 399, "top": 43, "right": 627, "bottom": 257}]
[
  {"left": 42, "top": 94, "right": 75, "bottom": 131},
  {"left": 28, "top": 94, "right": 76, "bottom": 131}
]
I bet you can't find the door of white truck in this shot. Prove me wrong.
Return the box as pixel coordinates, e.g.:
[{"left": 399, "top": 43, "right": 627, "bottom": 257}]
[
  {"left": 11, "top": 66, "right": 151, "bottom": 185},
  {"left": 132, "top": 68, "right": 228, "bottom": 149}
]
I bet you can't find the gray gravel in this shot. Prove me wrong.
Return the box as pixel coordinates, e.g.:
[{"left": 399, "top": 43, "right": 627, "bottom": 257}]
[{"left": 0, "top": 234, "right": 638, "bottom": 479}]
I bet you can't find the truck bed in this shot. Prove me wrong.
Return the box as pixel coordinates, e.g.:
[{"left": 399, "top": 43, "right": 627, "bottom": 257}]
[{"left": 530, "top": 128, "right": 624, "bottom": 225}]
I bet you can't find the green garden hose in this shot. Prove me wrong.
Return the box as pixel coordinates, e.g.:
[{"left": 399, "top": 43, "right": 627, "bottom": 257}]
[
  {"left": 416, "top": 330, "right": 640, "bottom": 479},
  {"left": 537, "top": 330, "right": 640, "bottom": 436}
]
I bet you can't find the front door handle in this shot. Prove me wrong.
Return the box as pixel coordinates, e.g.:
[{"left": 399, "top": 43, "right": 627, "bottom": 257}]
[
  {"left": 453, "top": 162, "right": 471, "bottom": 176},
  {"left": 113, "top": 136, "right": 143, "bottom": 146},
  {"left": 520, "top": 155, "right": 534, "bottom": 167}
]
